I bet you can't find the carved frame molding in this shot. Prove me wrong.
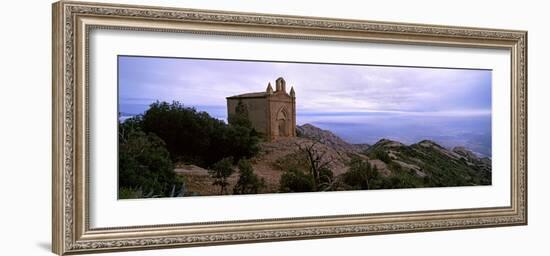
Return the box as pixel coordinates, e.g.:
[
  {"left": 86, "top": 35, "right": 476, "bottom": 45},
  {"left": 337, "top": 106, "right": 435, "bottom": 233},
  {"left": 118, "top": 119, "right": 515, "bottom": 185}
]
[{"left": 52, "top": 1, "right": 527, "bottom": 255}]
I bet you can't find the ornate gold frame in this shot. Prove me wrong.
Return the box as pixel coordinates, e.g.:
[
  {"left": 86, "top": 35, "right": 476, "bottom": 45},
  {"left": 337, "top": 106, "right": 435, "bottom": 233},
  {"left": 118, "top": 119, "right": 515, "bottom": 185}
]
[{"left": 52, "top": 1, "right": 527, "bottom": 255}]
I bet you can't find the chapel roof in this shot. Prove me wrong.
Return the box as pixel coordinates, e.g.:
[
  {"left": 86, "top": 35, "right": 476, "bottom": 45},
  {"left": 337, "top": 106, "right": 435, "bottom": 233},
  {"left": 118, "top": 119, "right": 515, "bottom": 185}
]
[{"left": 226, "top": 91, "right": 268, "bottom": 99}]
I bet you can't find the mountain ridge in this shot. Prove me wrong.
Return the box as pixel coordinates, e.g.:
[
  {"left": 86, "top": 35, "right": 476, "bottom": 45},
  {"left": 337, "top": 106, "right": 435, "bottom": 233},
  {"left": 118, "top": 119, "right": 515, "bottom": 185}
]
[
  {"left": 298, "top": 123, "right": 486, "bottom": 159},
  {"left": 175, "top": 123, "right": 492, "bottom": 195},
  {"left": 296, "top": 123, "right": 491, "bottom": 186}
]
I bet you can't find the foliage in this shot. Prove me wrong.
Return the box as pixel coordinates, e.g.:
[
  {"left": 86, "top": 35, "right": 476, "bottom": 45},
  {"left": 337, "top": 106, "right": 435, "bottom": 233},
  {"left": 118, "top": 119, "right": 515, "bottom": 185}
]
[
  {"left": 118, "top": 187, "right": 146, "bottom": 199},
  {"left": 274, "top": 151, "right": 310, "bottom": 174},
  {"left": 233, "top": 159, "right": 266, "bottom": 194},
  {"left": 118, "top": 184, "right": 187, "bottom": 199},
  {"left": 356, "top": 141, "right": 491, "bottom": 190},
  {"left": 228, "top": 100, "right": 253, "bottom": 129},
  {"left": 118, "top": 101, "right": 261, "bottom": 198},
  {"left": 118, "top": 119, "right": 181, "bottom": 199},
  {"left": 340, "top": 154, "right": 432, "bottom": 190},
  {"left": 368, "top": 149, "right": 392, "bottom": 164},
  {"left": 279, "top": 169, "right": 315, "bottom": 193},
  {"left": 381, "top": 169, "right": 424, "bottom": 189},
  {"left": 317, "top": 167, "right": 335, "bottom": 191},
  {"left": 140, "top": 101, "right": 260, "bottom": 167},
  {"left": 276, "top": 141, "right": 337, "bottom": 192},
  {"left": 342, "top": 157, "right": 379, "bottom": 190},
  {"left": 208, "top": 157, "right": 235, "bottom": 195},
  {"left": 393, "top": 144, "right": 491, "bottom": 187},
  {"left": 296, "top": 141, "right": 334, "bottom": 191}
]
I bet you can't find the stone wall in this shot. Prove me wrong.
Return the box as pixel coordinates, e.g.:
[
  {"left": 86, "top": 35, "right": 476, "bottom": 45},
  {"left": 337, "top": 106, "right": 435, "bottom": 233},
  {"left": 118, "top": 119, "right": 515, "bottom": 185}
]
[
  {"left": 267, "top": 93, "right": 296, "bottom": 141},
  {"left": 227, "top": 97, "right": 268, "bottom": 134}
]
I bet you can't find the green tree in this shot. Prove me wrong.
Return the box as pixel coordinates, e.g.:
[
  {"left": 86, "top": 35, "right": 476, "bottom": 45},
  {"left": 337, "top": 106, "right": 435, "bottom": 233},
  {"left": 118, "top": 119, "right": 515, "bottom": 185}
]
[
  {"left": 233, "top": 159, "right": 266, "bottom": 194},
  {"left": 208, "top": 157, "right": 235, "bottom": 195},
  {"left": 279, "top": 169, "right": 315, "bottom": 193},
  {"left": 317, "top": 167, "right": 335, "bottom": 191},
  {"left": 140, "top": 101, "right": 260, "bottom": 166},
  {"left": 228, "top": 100, "right": 253, "bottom": 128},
  {"left": 342, "top": 157, "right": 379, "bottom": 190},
  {"left": 296, "top": 141, "right": 334, "bottom": 191},
  {"left": 118, "top": 119, "right": 177, "bottom": 199}
]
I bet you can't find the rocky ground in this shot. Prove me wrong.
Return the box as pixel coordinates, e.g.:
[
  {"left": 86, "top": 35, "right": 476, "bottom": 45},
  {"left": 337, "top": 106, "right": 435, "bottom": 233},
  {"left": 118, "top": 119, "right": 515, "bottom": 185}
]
[
  {"left": 174, "top": 135, "right": 366, "bottom": 196},
  {"left": 174, "top": 123, "right": 491, "bottom": 196}
]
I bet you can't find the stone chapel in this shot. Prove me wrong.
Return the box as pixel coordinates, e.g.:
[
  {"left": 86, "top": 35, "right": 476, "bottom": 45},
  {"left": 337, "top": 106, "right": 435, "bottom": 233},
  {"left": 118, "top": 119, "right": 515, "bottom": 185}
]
[{"left": 226, "top": 77, "right": 296, "bottom": 141}]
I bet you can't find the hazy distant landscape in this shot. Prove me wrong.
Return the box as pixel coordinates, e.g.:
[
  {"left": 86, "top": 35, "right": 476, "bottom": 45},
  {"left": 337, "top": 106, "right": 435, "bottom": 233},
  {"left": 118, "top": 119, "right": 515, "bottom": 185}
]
[{"left": 120, "top": 104, "right": 491, "bottom": 157}]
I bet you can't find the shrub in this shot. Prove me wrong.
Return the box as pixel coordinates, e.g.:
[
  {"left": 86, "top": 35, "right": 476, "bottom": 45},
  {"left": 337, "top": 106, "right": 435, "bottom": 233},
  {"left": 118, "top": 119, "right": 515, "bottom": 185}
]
[
  {"left": 369, "top": 149, "right": 392, "bottom": 164},
  {"left": 118, "top": 187, "right": 144, "bottom": 199},
  {"left": 233, "top": 159, "right": 266, "bottom": 194},
  {"left": 317, "top": 167, "right": 334, "bottom": 191},
  {"left": 342, "top": 157, "right": 378, "bottom": 190},
  {"left": 295, "top": 141, "right": 334, "bottom": 191},
  {"left": 208, "top": 157, "right": 235, "bottom": 195},
  {"left": 228, "top": 100, "right": 253, "bottom": 128},
  {"left": 279, "top": 169, "right": 315, "bottom": 193},
  {"left": 140, "top": 101, "right": 259, "bottom": 167},
  {"left": 274, "top": 151, "right": 309, "bottom": 174},
  {"left": 118, "top": 125, "right": 177, "bottom": 198},
  {"left": 387, "top": 161, "right": 403, "bottom": 172}
]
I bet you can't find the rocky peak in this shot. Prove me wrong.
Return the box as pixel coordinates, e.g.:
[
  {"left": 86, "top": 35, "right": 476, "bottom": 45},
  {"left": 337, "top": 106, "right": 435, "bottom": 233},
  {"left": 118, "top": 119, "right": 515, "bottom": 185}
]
[
  {"left": 296, "top": 123, "right": 358, "bottom": 152},
  {"left": 373, "top": 138, "right": 405, "bottom": 148},
  {"left": 453, "top": 146, "right": 481, "bottom": 160},
  {"left": 417, "top": 139, "right": 445, "bottom": 149}
]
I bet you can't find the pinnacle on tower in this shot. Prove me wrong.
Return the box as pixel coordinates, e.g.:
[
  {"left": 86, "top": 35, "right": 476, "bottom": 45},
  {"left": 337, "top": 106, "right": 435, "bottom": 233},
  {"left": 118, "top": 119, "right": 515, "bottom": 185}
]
[
  {"left": 290, "top": 86, "right": 295, "bottom": 97},
  {"left": 276, "top": 77, "right": 286, "bottom": 92},
  {"left": 266, "top": 82, "right": 274, "bottom": 94}
]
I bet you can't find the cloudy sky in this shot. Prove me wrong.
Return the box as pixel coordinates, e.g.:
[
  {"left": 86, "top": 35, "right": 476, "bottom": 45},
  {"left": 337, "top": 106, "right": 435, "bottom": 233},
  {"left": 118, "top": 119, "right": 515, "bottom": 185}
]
[{"left": 119, "top": 56, "right": 492, "bottom": 155}]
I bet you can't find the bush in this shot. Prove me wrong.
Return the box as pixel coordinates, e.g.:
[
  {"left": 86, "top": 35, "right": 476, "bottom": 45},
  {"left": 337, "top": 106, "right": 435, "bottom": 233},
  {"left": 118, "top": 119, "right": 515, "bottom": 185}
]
[
  {"left": 118, "top": 124, "right": 178, "bottom": 198},
  {"left": 318, "top": 167, "right": 334, "bottom": 190},
  {"left": 208, "top": 157, "right": 235, "bottom": 195},
  {"left": 140, "top": 101, "right": 259, "bottom": 167},
  {"left": 387, "top": 161, "right": 402, "bottom": 172},
  {"left": 370, "top": 150, "right": 392, "bottom": 164},
  {"left": 274, "top": 151, "right": 309, "bottom": 174},
  {"left": 228, "top": 100, "right": 253, "bottom": 128},
  {"left": 118, "top": 187, "right": 145, "bottom": 199},
  {"left": 233, "top": 159, "right": 266, "bottom": 194},
  {"left": 342, "top": 157, "right": 378, "bottom": 190},
  {"left": 391, "top": 170, "right": 421, "bottom": 188},
  {"left": 279, "top": 169, "right": 315, "bottom": 193}
]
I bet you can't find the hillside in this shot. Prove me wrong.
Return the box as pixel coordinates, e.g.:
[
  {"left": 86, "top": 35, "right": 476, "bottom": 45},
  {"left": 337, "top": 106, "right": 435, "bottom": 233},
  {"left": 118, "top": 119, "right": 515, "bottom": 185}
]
[
  {"left": 365, "top": 138, "right": 492, "bottom": 187},
  {"left": 297, "top": 123, "right": 370, "bottom": 152},
  {"left": 176, "top": 124, "right": 370, "bottom": 194},
  {"left": 175, "top": 123, "right": 491, "bottom": 195}
]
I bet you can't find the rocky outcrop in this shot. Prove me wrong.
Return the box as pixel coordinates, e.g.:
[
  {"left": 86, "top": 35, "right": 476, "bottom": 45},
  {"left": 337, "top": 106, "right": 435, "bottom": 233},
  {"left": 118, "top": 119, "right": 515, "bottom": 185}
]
[
  {"left": 365, "top": 137, "right": 492, "bottom": 185},
  {"left": 296, "top": 123, "right": 361, "bottom": 153}
]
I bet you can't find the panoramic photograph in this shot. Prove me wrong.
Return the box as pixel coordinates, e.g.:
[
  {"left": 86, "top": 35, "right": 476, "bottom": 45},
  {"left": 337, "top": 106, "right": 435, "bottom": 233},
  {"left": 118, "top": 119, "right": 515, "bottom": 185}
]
[{"left": 117, "top": 56, "right": 492, "bottom": 199}]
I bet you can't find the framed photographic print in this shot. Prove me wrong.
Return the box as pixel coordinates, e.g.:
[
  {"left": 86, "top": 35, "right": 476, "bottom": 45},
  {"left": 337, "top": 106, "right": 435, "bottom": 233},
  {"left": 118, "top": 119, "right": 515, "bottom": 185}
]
[{"left": 52, "top": 1, "right": 527, "bottom": 255}]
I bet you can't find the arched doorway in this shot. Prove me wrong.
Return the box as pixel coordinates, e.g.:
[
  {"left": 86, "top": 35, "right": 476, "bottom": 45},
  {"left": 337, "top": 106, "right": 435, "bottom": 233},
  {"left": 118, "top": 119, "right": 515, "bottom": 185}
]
[{"left": 276, "top": 107, "right": 288, "bottom": 137}]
